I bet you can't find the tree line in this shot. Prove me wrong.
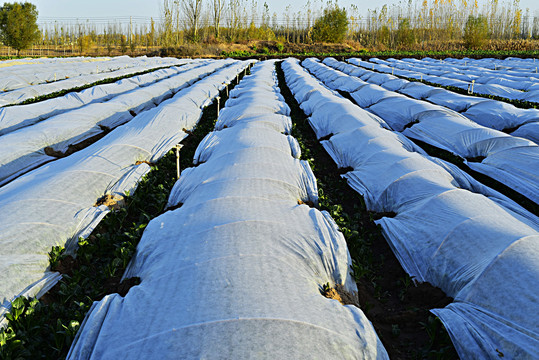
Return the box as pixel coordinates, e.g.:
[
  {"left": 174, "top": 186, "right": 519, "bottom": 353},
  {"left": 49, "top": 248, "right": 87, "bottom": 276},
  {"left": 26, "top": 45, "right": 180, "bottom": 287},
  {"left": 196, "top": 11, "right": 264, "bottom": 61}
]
[{"left": 1, "top": 0, "right": 538, "bottom": 57}]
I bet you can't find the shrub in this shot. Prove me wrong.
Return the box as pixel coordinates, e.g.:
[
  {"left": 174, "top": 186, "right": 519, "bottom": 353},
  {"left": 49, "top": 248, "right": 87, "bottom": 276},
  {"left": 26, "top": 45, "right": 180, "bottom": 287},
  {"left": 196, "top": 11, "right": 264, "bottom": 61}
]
[
  {"left": 464, "top": 15, "right": 489, "bottom": 49},
  {"left": 77, "top": 35, "right": 93, "bottom": 54},
  {"left": 378, "top": 25, "right": 390, "bottom": 46},
  {"left": 120, "top": 35, "right": 128, "bottom": 54},
  {"left": 396, "top": 18, "right": 414, "bottom": 48},
  {"left": 312, "top": 4, "right": 348, "bottom": 43}
]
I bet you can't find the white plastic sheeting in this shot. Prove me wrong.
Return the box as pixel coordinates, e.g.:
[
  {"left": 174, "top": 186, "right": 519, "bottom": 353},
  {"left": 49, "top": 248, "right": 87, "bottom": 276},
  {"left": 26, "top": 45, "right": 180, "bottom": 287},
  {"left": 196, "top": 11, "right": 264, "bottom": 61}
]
[
  {"left": 0, "top": 56, "right": 182, "bottom": 92},
  {"left": 0, "top": 60, "right": 252, "bottom": 326},
  {"left": 0, "top": 60, "right": 237, "bottom": 186},
  {"left": 67, "top": 60, "right": 388, "bottom": 360},
  {"left": 316, "top": 58, "right": 539, "bottom": 205},
  {"left": 0, "top": 60, "right": 216, "bottom": 136},
  {"left": 0, "top": 56, "right": 185, "bottom": 107},
  {"left": 367, "top": 57, "right": 539, "bottom": 102},
  {"left": 347, "top": 57, "right": 539, "bottom": 143},
  {"left": 284, "top": 57, "right": 539, "bottom": 360}
]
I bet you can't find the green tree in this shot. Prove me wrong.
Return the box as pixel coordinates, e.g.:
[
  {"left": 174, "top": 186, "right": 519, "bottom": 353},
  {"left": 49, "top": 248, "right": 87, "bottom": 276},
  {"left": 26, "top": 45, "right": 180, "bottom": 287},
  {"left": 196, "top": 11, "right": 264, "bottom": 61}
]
[
  {"left": 396, "top": 18, "right": 414, "bottom": 48},
  {"left": 463, "top": 15, "right": 489, "bottom": 49},
  {"left": 77, "top": 35, "right": 93, "bottom": 54},
  {"left": 120, "top": 35, "right": 128, "bottom": 54},
  {"left": 0, "top": 2, "right": 40, "bottom": 56},
  {"left": 311, "top": 4, "right": 348, "bottom": 43}
]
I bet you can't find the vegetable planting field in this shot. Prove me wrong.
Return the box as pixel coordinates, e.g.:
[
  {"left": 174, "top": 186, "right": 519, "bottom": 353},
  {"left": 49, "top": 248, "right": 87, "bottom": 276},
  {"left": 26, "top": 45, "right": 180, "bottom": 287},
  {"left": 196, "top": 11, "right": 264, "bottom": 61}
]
[{"left": 0, "top": 55, "right": 537, "bottom": 360}]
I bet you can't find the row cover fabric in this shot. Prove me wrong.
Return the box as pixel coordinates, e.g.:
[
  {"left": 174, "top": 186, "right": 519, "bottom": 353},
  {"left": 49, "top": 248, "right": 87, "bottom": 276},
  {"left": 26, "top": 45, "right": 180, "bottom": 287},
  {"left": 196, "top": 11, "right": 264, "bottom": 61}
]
[
  {"left": 0, "top": 56, "right": 182, "bottom": 93},
  {"left": 0, "top": 56, "right": 185, "bottom": 107},
  {"left": 0, "top": 57, "right": 114, "bottom": 91},
  {"left": 317, "top": 58, "right": 539, "bottom": 205},
  {"left": 68, "top": 60, "right": 388, "bottom": 359},
  {"left": 361, "top": 57, "right": 539, "bottom": 103},
  {"left": 373, "top": 57, "right": 539, "bottom": 100},
  {"left": 0, "top": 59, "right": 253, "bottom": 326},
  {"left": 412, "top": 56, "right": 539, "bottom": 83},
  {"left": 0, "top": 59, "right": 237, "bottom": 187},
  {"left": 283, "top": 57, "right": 539, "bottom": 360},
  {"left": 348, "top": 58, "right": 539, "bottom": 144},
  {"left": 0, "top": 59, "right": 217, "bottom": 136}
]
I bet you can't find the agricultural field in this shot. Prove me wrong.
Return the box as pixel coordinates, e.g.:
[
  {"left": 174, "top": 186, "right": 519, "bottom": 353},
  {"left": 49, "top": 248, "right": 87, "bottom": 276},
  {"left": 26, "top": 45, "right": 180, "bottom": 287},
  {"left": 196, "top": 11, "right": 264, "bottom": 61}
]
[{"left": 0, "top": 55, "right": 537, "bottom": 359}]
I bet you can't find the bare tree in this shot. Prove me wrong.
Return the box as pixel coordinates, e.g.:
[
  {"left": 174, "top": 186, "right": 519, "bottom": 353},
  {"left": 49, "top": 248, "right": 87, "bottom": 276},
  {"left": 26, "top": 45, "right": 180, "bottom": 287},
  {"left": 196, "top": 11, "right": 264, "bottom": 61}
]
[
  {"left": 212, "top": 0, "right": 226, "bottom": 39},
  {"left": 161, "top": 0, "right": 174, "bottom": 47},
  {"left": 226, "top": 0, "right": 241, "bottom": 40},
  {"left": 180, "top": 0, "right": 203, "bottom": 41}
]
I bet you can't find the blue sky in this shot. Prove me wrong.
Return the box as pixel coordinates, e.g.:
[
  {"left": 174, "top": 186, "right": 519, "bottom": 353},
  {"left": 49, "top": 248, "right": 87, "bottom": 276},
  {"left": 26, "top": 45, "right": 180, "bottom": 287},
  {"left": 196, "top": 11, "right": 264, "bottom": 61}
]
[{"left": 31, "top": 0, "right": 539, "bottom": 20}]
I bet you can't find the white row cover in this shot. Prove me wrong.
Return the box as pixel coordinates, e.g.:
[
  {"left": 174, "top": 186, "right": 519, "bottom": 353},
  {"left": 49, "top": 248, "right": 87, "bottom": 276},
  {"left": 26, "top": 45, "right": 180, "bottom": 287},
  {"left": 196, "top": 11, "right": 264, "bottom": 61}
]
[
  {"left": 363, "top": 57, "right": 539, "bottom": 102},
  {"left": 0, "top": 60, "right": 237, "bottom": 187},
  {"left": 415, "top": 56, "right": 539, "bottom": 81},
  {"left": 347, "top": 58, "right": 539, "bottom": 145},
  {"left": 382, "top": 57, "right": 539, "bottom": 89},
  {"left": 350, "top": 58, "right": 539, "bottom": 143},
  {"left": 68, "top": 60, "right": 388, "bottom": 359},
  {"left": 0, "top": 60, "right": 252, "bottom": 326},
  {"left": 0, "top": 56, "right": 180, "bottom": 93},
  {"left": 0, "top": 56, "right": 185, "bottom": 107},
  {"left": 316, "top": 58, "right": 539, "bottom": 205},
  {"left": 0, "top": 60, "right": 217, "bottom": 136},
  {"left": 283, "top": 57, "right": 539, "bottom": 360},
  {"left": 0, "top": 57, "right": 112, "bottom": 91}
]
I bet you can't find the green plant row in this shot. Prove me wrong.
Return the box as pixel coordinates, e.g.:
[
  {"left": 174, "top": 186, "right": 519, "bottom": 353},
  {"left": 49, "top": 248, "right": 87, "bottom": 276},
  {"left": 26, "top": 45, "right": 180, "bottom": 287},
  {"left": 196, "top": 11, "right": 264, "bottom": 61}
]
[
  {"left": 221, "top": 48, "right": 538, "bottom": 60},
  {"left": 0, "top": 70, "right": 246, "bottom": 359},
  {"left": 275, "top": 61, "right": 457, "bottom": 359}
]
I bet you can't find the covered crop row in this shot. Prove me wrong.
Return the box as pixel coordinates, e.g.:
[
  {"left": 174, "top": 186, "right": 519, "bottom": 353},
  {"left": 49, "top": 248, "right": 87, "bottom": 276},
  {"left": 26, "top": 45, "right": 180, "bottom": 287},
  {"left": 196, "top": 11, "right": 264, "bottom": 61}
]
[
  {"left": 304, "top": 58, "right": 539, "bottom": 206},
  {"left": 443, "top": 57, "right": 539, "bottom": 74},
  {"left": 67, "top": 60, "right": 388, "bottom": 359},
  {"left": 0, "top": 59, "right": 238, "bottom": 186},
  {"left": 0, "top": 56, "right": 184, "bottom": 107},
  {"left": 0, "top": 56, "right": 180, "bottom": 92},
  {"left": 0, "top": 60, "right": 218, "bottom": 136},
  {"left": 0, "top": 60, "right": 252, "bottom": 325},
  {"left": 347, "top": 58, "right": 539, "bottom": 143},
  {"left": 363, "top": 57, "right": 539, "bottom": 103},
  {"left": 283, "top": 58, "right": 539, "bottom": 360},
  {"left": 409, "top": 56, "right": 539, "bottom": 82}
]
